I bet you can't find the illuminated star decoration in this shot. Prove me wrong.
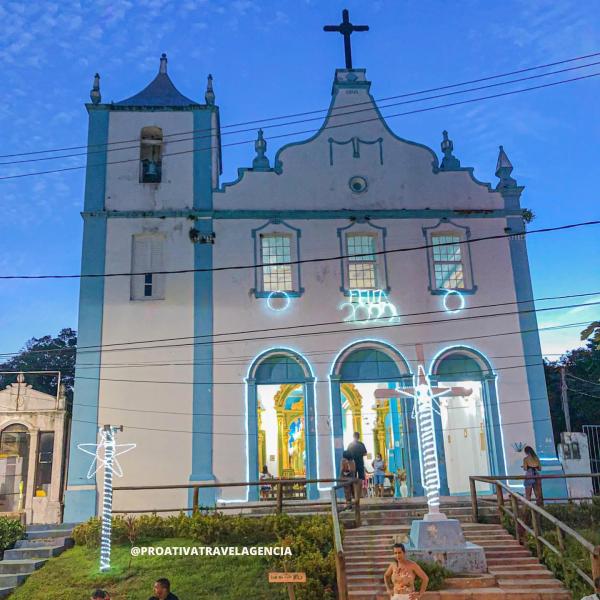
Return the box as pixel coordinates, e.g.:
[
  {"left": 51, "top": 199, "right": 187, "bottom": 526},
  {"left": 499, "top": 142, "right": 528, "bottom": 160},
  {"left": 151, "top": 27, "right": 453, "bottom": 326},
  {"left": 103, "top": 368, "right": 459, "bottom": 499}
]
[
  {"left": 78, "top": 430, "right": 136, "bottom": 479},
  {"left": 376, "top": 365, "right": 471, "bottom": 520},
  {"left": 78, "top": 426, "right": 136, "bottom": 572}
]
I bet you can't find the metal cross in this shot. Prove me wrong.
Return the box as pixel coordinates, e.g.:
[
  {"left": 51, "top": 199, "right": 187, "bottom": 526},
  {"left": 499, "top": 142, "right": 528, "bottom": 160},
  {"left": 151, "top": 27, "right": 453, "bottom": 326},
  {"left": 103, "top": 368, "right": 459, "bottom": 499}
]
[{"left": 323, "top": 9, "right": 369, "bottom": 69}]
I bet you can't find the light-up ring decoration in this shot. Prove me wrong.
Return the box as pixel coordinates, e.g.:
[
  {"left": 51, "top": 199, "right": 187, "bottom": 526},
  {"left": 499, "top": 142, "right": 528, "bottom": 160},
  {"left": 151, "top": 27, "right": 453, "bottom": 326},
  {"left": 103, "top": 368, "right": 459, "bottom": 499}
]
[
  {"left": 266, "top": 291, "right": 290, "bottom": 312},
  {"left": 443, "top": 290, "right": 465, "bottom": 314}
]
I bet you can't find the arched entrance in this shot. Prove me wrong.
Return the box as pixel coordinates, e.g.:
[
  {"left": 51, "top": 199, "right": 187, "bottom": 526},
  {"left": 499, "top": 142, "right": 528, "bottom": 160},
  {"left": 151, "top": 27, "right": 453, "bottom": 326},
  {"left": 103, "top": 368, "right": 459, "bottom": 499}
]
[
  {"left": 430, "top": 346, "right": 505, "bottom": 494},
  {"left": 0, "top": 424, "right": 30, "bottom": 512},
  {"left": 247, "top": 349, "right": 318, "bottom": 501},
  {"left": 330, "top": 341, "right": 420, "bottom": 496}
]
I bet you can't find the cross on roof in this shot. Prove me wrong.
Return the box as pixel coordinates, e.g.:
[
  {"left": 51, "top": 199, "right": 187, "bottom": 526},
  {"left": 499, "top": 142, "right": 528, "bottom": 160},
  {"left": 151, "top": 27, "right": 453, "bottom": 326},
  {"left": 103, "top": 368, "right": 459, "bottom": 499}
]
[{"left": 323, "top": 9, "right": 369, "bottom": 69}]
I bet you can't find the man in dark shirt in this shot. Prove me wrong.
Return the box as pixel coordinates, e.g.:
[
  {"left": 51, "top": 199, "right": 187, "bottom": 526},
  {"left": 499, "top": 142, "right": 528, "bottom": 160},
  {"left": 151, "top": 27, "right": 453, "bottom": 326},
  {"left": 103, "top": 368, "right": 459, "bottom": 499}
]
[
  {"left": 148, "top": 578, "right": 179, "bottom": 600},
  {"left": 347, "top": 432, "right": 368, "bottom": 482}
]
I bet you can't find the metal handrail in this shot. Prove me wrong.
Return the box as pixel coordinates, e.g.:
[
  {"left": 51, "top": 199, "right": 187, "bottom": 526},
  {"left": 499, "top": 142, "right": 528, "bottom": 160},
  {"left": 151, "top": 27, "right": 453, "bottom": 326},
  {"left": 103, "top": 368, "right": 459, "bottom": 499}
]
[
  {"left": 329, "top": 479, "right": 361, "bottom": 600},
  {"left": 469, "top": 474, "right": 600, "bottom": 592},
  {"left": 113, "top": 477, "right": 346, "bottom": 515}
]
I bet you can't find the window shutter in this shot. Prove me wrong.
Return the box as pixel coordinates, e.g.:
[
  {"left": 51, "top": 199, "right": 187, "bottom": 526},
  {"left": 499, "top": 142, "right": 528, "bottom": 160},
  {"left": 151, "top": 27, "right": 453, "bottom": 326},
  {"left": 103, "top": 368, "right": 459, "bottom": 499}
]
[
  {"left": 131, "top": 236, "right": 150, "bottom": 300},
  {"left": 150, "top": 237, "right": 165, "bottom": 299}
]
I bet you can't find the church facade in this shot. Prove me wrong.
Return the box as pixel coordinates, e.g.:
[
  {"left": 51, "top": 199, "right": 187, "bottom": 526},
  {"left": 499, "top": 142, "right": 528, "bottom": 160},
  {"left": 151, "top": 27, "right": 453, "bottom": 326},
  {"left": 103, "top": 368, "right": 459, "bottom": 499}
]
[{"left": 64, "top": 53, "right": 565, "bottom": 521}]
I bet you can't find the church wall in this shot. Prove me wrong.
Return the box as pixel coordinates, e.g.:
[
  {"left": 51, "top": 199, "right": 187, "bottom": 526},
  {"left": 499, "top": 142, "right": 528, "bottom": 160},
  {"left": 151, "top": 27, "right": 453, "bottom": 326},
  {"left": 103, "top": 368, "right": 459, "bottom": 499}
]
[
  {"left": 210, "top": 215, "right": 535, "bottom": 501},
  {"left": 98, "top": 216, "right": 195, "bottom": 512},
  {"left": 105, "top": 111, "right": 195, "bottom": 212}
]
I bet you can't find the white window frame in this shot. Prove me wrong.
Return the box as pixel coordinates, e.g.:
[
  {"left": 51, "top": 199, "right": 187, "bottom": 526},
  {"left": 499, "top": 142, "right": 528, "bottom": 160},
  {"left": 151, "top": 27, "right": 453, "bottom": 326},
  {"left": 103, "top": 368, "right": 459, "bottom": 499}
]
[
  {"left": 338, "top": 221, "right": 389, "bottom": 295},
  {"left": 423, "top": 220, "right": 476, "bottom": 294},
  {"left": 251, "top": 220, "right": 303, "bottom": 297},
  {"left": 346, "top": 233, "right": 378, "bottom": 290},
  {"left": 260, "top": 233, "right": 294, "bottom": 293}
]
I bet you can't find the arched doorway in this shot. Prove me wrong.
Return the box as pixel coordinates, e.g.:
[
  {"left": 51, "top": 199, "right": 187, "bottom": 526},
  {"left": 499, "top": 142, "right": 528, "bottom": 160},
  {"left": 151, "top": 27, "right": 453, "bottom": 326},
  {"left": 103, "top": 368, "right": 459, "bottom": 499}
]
[
  {"left": 331, "top": 341, "right": 419, "bottom": 496},
  {"left": 430, "top": 347, "right": 505, "bottom": 494},
  {"left": 247, "top": 350, "right": 318, "bottom": 501},
  {"left": 0, "top": 424, "right": 30, "bottom": 512}
]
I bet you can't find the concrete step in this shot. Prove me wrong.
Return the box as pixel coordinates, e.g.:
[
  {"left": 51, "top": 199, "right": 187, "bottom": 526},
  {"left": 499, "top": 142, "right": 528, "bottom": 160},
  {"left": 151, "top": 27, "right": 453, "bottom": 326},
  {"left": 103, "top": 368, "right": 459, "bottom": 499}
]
[
  {"left": 0, "top": 587, "right": 14, "bottom": 600},
  {"left": 0, "top": 559, "right": 47, "bottom": 575},
  {"left": 497, "top": 579, "right": 565, "bottom": 589},
  {"left": 25, "top": 528, "right": 73, "bottom": 540},
  {"left": 14, "top": 537, "right": 72, "bottom": 549},
  {"left": 0, "top": 574, "right": 28, "bottom": 588},
  {"left": 486, "top": 557, "right": 540, "bottom": 567},
  {"left": 4, "top": 545, "right": 66, "bottom": 560},
  {"left": 348, "top": 589, "right": 571, "bottom": 600}
]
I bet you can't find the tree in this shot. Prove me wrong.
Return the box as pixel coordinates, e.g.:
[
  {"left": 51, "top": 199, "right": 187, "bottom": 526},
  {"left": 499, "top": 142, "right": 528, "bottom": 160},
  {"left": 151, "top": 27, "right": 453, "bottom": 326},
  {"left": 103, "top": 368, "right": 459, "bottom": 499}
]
[
  {"left": 0, "top": 328, "right": 77, "bottom": 409},
  {"left": 544, "top": 340, "right": 600, "bottom": 443}
]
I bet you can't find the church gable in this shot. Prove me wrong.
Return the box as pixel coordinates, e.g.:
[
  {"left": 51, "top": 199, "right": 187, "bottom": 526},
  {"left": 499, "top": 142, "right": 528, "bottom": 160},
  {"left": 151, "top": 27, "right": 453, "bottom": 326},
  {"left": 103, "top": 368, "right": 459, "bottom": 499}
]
[{"left": 215, "top": 68, "right": 503, "bottom": 212}]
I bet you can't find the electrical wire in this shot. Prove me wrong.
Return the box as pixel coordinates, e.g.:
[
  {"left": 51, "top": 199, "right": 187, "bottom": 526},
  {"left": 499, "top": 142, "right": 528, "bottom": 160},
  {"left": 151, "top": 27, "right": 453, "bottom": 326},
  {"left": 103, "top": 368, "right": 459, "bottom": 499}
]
[
  {"left": 3, "top": 58, "right": 600, "bottom": 167},
  {"left": 2, "top": 50, "right": 598, "bottom": 160},
  {"left": 2, "top": 70, "right": 600, "bottom": 181},
  {"left": 1, "top": 220, "right": 599, "bottom": 281},
  {"left": 1, "top": 288, "right": 595, "bottom": 357},
  {"left": 63, "top": 302, "right": 600, "bottom": 357},
  {"left": 566, "top": 373, "right": 600, "bottom": 386}
]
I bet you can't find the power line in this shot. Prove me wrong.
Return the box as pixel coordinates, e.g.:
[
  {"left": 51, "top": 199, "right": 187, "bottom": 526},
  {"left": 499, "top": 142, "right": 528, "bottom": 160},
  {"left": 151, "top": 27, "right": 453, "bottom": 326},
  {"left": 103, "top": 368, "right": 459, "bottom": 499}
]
[
  {"left": 65, "top": 414, "right": 558, "bottom": 436},
  {"left": 2, "top": 50, "right": 598, "bottom": 160},
  {"left": 566, "top": 387, "right": 600, "bottom": 400},
  {"left": 66, "top": 358, "right": 554, "bottom": 386},
  {"left": 1, "top": 289, "right": 595, "bottom": 357},
  {"left": 2, "top": 70, "right": 600, "bottom": 181},
  {"left": 65, "top": 302, "right": 600, "bottom": 357},
  {"left": 566, "top": 373, "right": 600, "bottom": 386},
  {"left": 1, "top": 389, "right": 553, "bottom": 417},
  {"left": 3, "top": 58, "right": 600, "bottom": 168},
  {"left": 1, "top": 219, "right": 599, "bottom": 281}
]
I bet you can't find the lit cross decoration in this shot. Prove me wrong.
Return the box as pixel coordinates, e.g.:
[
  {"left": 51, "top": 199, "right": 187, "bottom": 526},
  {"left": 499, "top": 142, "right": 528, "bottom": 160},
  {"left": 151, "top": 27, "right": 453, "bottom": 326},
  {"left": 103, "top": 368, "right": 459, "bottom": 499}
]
[
  {"left": 78, "top": 425, "right": 135, "bottom": 571},
  {"left": 375, "top": 349, "right": 472, "bottom": 521},
  {"left": 323, "top": 9, "right": 369, "bottom": 69}
]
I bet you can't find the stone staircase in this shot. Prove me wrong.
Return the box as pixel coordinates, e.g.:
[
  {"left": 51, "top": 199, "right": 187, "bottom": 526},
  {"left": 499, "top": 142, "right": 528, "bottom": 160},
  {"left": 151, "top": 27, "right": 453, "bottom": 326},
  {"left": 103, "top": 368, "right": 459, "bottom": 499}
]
[
  {"left": 0, "top": 523, "right": 74, "bottom": 598},
  {"left": 343, "top": 508, "right": 571, "bottom": 600}
]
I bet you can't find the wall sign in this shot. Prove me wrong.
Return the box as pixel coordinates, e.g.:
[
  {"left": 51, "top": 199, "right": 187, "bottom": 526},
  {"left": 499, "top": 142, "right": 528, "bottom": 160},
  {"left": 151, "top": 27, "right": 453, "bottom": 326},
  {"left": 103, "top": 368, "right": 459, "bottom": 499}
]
[{"left": 340, "top": 289, "right": 400, "bottom": 325}]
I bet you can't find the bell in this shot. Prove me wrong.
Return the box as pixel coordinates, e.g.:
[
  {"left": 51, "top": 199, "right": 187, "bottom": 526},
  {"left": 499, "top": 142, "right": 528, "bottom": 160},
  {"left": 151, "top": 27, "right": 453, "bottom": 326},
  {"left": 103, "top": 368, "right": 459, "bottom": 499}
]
[{"left": 146, "top": 160, "right": 158, "bottom": 176}]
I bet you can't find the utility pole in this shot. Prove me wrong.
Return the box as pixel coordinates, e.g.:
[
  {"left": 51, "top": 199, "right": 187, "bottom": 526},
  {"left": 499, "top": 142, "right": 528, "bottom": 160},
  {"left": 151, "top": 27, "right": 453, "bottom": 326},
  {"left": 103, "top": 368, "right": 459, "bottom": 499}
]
[{"left": 560, "top": 366, "right": 572, "bottom": 433}]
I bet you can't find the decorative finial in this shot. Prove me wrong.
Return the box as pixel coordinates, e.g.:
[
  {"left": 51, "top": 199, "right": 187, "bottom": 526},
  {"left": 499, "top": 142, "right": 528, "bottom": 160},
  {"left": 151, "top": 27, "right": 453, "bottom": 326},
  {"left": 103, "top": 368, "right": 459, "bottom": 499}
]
[
  {"left": 16, "top": 372, "right": 25, "bottom": 384},
  {"left": 495, "top": 145, "right": 517, "bottom": 189},
  {"left": 205, "top": 74, "right": 215, "bottom": 105},
  {"left": 90, "top": 73, "right": 101, "bottom": 105},
  {"left": 159, "top": 53, "right": 168, "bottom": 74},
  {"left": 252, "top": 129, "right": 270, "bottom": 171},
  {"left": 439, "top": 130, "right": 460, "bottom": 171}
]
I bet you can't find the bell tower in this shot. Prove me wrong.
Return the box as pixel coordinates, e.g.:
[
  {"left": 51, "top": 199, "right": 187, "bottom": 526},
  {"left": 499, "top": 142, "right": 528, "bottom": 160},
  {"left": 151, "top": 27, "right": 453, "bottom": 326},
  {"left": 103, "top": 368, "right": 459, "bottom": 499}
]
[{"left": 64, "top": 55, "right": 221, "bottom": 522}]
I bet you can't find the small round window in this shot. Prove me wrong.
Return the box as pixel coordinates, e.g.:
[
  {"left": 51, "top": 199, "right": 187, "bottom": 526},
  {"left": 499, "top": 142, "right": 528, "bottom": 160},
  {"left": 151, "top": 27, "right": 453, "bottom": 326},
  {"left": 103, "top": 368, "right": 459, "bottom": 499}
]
[{"left": 349, "top": 176, "right": 368, "bottom": 193}]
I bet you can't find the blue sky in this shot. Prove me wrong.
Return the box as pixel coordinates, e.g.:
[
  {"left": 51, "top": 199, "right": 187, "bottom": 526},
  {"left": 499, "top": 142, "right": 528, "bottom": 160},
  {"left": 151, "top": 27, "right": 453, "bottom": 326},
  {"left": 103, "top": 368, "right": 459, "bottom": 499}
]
[{"left": 0, "top": 0, "right": 598, "bottom": 357}]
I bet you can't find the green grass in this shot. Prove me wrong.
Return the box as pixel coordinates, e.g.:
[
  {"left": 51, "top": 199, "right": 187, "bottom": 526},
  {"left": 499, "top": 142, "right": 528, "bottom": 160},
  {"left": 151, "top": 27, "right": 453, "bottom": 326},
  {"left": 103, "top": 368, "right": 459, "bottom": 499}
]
[{"left": 11, "top": 538, "right": 288, "bottom": 600}]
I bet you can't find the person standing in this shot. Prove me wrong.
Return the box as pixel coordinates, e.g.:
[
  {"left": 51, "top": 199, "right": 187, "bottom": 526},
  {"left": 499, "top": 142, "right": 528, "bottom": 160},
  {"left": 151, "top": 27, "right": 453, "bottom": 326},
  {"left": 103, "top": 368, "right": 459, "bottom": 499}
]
[
  {"left": 522, "top": 445, "right": 543, "bottom": 505},
  {"left": 340, "top": 450, "right": 357, "bottom": 507},
  {"left": 347, "top": 432, "right": 368, "bottom": 492},
  {"left": 384, "top": 542, "right": 429, "bottom": 599},
  {"left": 259, "top": 465, "right": 273, "bottom": 500},
  {"left": 372, "top": 453, "right": 386, "bottom": 498}
]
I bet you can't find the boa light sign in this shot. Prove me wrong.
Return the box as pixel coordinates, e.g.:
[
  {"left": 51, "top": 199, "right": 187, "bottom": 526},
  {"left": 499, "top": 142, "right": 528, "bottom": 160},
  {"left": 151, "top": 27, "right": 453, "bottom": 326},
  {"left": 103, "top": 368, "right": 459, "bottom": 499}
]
[{"left": 340, "top": 289, "right": 400, "bottom": 325}]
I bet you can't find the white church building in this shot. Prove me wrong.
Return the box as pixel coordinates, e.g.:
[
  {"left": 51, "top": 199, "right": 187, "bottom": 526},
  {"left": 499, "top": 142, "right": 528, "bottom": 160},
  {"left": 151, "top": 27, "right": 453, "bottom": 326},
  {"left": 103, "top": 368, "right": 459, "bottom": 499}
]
[{"left": 64, "top": 47, "right": 566, "bottom": 521}]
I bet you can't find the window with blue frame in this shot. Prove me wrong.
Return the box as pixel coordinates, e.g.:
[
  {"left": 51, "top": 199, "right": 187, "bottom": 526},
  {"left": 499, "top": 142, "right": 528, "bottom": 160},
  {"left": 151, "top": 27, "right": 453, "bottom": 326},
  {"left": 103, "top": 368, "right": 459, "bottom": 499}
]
[
  {"left": 347, "top": 234, "right": 377, "bottom": 289},
  {"left": 431, "top": 234, "right": 465, "bottom": 290},
  {"left": 260, "top": 234, "right": 293, "bottom": 292}
]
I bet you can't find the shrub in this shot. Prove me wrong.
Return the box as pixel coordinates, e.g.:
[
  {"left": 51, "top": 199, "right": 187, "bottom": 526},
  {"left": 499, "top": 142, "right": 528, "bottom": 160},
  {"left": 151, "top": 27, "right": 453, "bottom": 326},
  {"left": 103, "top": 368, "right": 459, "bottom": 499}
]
[
  {"left": 0, "top": 517, "right": 25, "bottom": 555},
  {"left": 416, "top": 560, "right": 453, "bottom": 591}
]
